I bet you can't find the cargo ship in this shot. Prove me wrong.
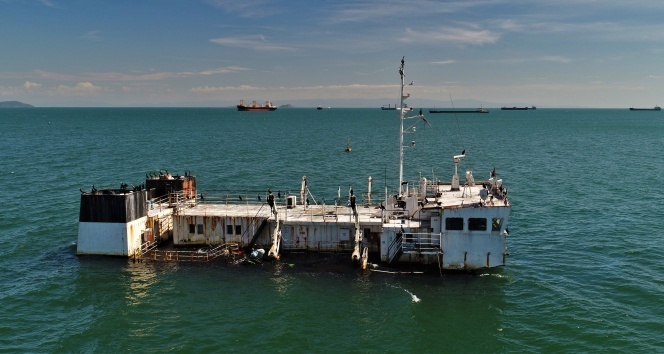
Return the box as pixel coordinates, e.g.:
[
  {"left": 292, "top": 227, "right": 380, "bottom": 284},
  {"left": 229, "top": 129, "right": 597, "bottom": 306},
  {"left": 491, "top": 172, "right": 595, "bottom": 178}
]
[
  {"left": 429, "top": 108, "right": 489, "bottom": 114},
  {"left": 501, "top": 106, "right": 536, "bottom": 110},
  {"left": 237, "top": 100, "right": 277, "bottom": 111},
  {"left": 629, "top": 106, "right": 661, "bottom": 111},
  {"left": 77, "top": 58, "right": 512, "bottom": 271}
]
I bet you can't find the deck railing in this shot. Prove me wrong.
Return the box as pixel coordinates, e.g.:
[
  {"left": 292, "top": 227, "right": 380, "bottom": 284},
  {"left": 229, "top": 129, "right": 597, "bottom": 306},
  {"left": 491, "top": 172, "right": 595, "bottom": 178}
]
[
  {"left": 145, "top": 243, "right": 238, "bottom": 262},
  {"left": 401, "top": 232, "right": 442, "bottom": 254}
]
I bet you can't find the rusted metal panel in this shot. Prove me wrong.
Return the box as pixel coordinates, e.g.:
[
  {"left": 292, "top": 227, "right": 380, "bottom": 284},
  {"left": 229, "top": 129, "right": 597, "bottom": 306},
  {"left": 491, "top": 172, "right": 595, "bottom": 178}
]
[
  {"left": 146, "top": 175, "right": 196, "bottom": 199},
  {"left": 79, "top": 190, "right": 146, "bottom": 223}
]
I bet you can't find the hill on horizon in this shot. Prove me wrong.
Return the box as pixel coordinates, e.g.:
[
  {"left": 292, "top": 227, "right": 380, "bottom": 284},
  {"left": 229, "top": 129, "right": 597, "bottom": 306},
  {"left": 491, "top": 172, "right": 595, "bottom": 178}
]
[{"left": 0, "top": 101, "right": 34, "bottom": 108}]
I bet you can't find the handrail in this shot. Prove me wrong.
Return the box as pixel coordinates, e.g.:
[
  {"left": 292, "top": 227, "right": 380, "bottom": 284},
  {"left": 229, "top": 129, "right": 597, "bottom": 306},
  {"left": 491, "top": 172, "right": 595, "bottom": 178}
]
[
  {"left": 241, "top": 203, "right": 269, "bottom": 241},
  {"left": 146, "top": 243, "right": 238, "bottom": 262},
  {"left": 401, "top": 232, "right": 442, "bottom": 253},
  {"left": 147, "top": 191, "right": 196, "bottom": 214},
  {"left": 139, "top": 239, "right": 159, "bottom": 254}
]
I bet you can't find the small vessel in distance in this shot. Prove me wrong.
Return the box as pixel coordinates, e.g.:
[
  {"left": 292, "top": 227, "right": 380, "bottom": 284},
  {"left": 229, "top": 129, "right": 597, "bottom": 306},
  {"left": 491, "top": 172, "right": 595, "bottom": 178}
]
[
  {"left": 629, "top": 106, "right": 661, "bottom": 111},
  {"left": 237, "top": 100, "right": 277, "bottom": 111},
  {"left": 429, "top": 108, "right": 489, "bottom": 114},
  {"left": 317, "top": 105, "right": 323, "bottom": 110},
  {"left": 383, "top": 103, "right": 413, "bottom": 111},
  {"left": 501, "top": 106, "right": 536, "bottom": 110}
]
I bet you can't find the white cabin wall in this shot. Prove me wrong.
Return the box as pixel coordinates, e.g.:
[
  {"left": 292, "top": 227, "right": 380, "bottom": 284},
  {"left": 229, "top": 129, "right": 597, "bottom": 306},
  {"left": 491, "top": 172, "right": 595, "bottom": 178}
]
[
  {"left": 380, "top": 228, "right": 398, "bottom": 262},
  {"left": 77, "top": 217, "right": 146, "bottom": 256},
  {"left": 441, "top": 233, "right": 506, "bottom": 269}
]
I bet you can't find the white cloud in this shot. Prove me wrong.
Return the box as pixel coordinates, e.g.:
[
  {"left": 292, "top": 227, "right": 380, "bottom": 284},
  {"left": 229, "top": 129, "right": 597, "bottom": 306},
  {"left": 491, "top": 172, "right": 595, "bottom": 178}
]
[
  {"left": 431, "top": 60, "right": 455, "bottom": 65},
  {"left": 80, "top": 30, "right": 102, "bottom": 42},
  {"left": 190, "top": 85, "right": 263, "bottom": 93},
  {"left": 23, "top": 81, "right": 42, "bottom": 89},
  {"left": 210, "top": 35, "right": 295, "bottom": 51},
  {"left": 40, "top": 0, "right": 56, "bottom": 7},
  {"left": 400, "top": 27, "right": 500, "bottom": 45},
  {"left": 0, "top": 67, "right": 250, "bottom": 83},
  {"left": 196, "top": 67, "right": 250, "bottom": 75},
  {"left": 205, "top": 0, "right": 280, "bottom": 18},
  {"left": 0, "top": 85, "right": 19, "bottom": 96},
  {"left": 328, "top": 0, "right": 472, "bottom": 23},
  {"left": 56, "top": 82, "right": 103, "bottom": 95},
  {"left": 539, "top": 56, "right": 573, "bottom": 63}
]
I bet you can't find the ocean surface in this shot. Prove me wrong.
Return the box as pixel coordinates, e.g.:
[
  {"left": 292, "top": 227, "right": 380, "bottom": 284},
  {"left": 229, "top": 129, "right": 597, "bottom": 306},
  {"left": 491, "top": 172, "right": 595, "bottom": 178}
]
[{"left": 1, "top": 107, "right": 663, "bottom": 352}]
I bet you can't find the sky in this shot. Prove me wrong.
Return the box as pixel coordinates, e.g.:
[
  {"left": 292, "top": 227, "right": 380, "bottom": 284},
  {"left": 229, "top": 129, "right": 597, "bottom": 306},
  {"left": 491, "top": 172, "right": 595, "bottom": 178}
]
[{"left": 1, "top": 0, "right": 664, "bottom": 108}]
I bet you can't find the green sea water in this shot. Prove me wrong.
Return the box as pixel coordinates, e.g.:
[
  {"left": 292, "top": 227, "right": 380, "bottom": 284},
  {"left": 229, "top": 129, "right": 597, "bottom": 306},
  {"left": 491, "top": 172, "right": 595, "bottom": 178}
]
[{"left": 1, "top": 107, "right": 663, "bottom": 352}]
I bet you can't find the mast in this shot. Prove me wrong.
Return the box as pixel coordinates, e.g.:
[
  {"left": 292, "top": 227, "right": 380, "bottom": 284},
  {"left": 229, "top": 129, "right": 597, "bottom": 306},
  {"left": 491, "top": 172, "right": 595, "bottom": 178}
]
[{"left": 398, "top": 57, "right": 405, "bottom": 196}]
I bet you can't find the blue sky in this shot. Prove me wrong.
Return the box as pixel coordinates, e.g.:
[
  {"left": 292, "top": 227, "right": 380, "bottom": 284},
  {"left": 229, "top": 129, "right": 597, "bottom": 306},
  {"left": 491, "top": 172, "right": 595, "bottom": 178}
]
[{"left": 1, "top": 0, "right": 663, "bottom": 107}]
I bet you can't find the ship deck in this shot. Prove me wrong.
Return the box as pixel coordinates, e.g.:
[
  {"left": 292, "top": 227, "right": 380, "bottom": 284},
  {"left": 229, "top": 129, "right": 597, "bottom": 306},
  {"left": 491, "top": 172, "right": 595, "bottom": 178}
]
[
  {"left": 178, "top": 202, "right": 385, "bottom": 226},
  {"left": 173, "top": 181, "right": 508, "bottom": 224}
]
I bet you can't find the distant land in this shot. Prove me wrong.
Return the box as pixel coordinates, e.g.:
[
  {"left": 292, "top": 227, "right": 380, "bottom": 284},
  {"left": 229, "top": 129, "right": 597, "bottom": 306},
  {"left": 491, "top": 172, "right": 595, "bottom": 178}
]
[{"left": 0, "top": 101, "right": 34, "bottom": 108}]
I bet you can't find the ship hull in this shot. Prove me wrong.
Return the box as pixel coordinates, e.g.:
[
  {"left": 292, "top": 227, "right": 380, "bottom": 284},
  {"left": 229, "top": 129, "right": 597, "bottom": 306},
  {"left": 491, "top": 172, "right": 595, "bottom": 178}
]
[
  {"left": 629, "top": 107, "right": 661, "bottom": 111},
  {"left": 429, "top": 110, "right": 489, "bottom": 113},
  {"left": 501, "top": 107, "right": 536, "bottom": 110},
  {"left": 237, "top": 106, "right": 277, "bottom": 111}
]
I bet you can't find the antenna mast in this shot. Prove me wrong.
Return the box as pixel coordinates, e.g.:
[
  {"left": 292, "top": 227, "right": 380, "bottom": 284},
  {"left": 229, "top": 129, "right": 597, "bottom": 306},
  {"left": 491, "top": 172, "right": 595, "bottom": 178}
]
[{"left": 398, "top": 57, "right": 406, "bottom": 196}]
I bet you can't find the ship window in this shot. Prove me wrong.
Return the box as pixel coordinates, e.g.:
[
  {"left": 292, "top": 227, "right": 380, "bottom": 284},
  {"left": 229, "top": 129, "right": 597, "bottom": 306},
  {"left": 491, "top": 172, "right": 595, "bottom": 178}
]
[
  {"left": 189, "top": 224, "right": 195, "bottom": 234},
  {"left": 469, "top": 218, "right": 487, "bottom": 231},
  {"left": 226, "top": 225, "right": 233, "bottom": 234},
  {"left": 197, "top": 224, "right": 203, "bottom": 234},
  {"left": 445, "top": 217, "right": 463, "bottom": 230},
  {"left": 492, "top": 218, "right": 503, "bottom": 231},
  {"left": 235, "top": 225, "right": 242, "bottom": 235}
]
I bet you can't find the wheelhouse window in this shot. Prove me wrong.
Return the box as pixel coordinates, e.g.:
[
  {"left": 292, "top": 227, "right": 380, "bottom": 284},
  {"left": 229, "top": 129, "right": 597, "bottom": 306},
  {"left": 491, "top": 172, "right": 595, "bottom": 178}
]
[
  {"left": 468, "top": 218, "right": 487, "bottom": 231},
  {"left": 226, "top": 225, "right": 234, "bottom": 234},
  {"left": 189, "top": 224, "right": 195, "bottom": 234},
  {"left": 197, "top": 224, "right": 204, "bottom": 234},
  {"left": 445, "top": 217, "right": 463, "bottom": 230},
  {"left": 492, "top": 218, "right": 503, "bottom": 231},
  {"left": 235, "top": 225, "right": 242, "bottom": 235}
]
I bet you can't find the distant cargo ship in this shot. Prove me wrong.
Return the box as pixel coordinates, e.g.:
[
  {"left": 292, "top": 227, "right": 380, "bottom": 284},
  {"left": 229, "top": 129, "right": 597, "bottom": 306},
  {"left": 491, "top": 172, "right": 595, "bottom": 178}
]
[
  {"left": 629, "top": 106, "right": 661, "bottom": 111},
  {"left": 501, "top": 106, "right": 536, "bottom": 110},
  {"left": 237, "top": 100, "right": 277, "bottom": 111},
  {"left": 429, "top": 108, "right": 489, "bottom": 114},
  {"left": 381, "top": 104, "right": 413, "bottom": 111}
]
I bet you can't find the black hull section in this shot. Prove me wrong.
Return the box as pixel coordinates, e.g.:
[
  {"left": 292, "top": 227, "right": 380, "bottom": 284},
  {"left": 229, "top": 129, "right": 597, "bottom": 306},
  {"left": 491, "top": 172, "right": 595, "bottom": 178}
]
[
  {"left": 429, "top": 110, "right": 489, "bottom": 114},
  {"left": 237, "top": 106, "right": 277, "bottom": 111}
]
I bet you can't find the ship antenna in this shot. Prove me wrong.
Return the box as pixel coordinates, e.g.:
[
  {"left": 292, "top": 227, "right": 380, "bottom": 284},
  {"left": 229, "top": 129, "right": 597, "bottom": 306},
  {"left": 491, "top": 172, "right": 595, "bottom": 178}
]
[{"left": 398, "top": 56, "right": 406, "bottom": 196}]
